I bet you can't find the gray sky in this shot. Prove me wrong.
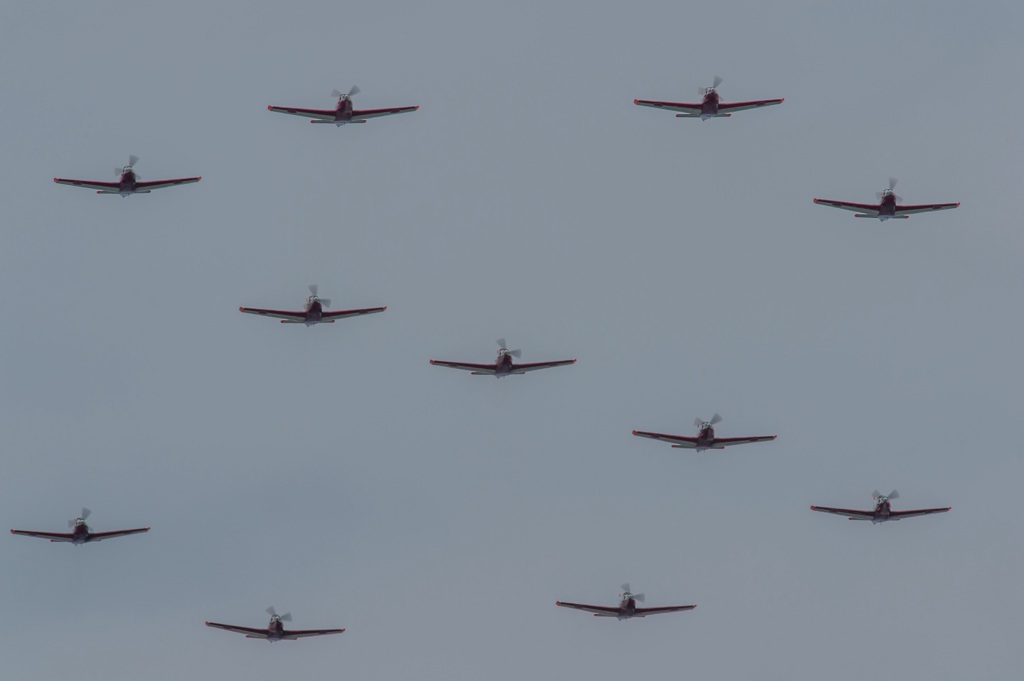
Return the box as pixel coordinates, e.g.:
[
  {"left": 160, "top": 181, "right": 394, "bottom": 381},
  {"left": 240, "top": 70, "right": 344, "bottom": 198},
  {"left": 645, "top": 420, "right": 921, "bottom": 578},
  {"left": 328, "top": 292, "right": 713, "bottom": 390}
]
[{"left": 1, "top": 2, "right": 1022, "bottom": 680}]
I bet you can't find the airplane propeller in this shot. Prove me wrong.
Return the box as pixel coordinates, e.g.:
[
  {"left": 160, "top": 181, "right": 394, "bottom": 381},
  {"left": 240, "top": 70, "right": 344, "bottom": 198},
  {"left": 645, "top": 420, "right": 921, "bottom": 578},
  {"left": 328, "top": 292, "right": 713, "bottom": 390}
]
[
  {"left": 876, "top": 177, "right": 902, "bottom": 203},
  {"left": 68, "top": 507, "right": 91, "bottom": 528},
  {"left": 694, "top": 413, "right": 723, "bottom": 429},
  {"left": 331, "top": 85, "right": 361, "bottom": 100},
  {"left": 496, "top": 338, "right": 521, "bottom": 358},
  {"left": 266, "top": 606, "right": 292, "bottom": 622},
  {"left": 307, "top": 284, "right": 331, "bottom": 309},
  {"left": 620, "top": 583, "right": 645, "bottom": 602},
  {"left": 872, "top": 489, "right": 900, "bottom": 501},
  {"left": 116, "top": 155, "right": 140, "bottom": 178},
  {"left": 701, "top": 75, "right": 723, "bottom": 96}
]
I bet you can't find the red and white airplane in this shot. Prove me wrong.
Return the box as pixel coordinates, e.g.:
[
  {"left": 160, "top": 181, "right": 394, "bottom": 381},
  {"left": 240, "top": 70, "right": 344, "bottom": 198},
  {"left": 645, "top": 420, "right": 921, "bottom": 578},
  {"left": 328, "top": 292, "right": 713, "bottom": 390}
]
[
  {"left": 557, "top": 584, "right": 696, "bottom": 620},
  {"left": 813, "top": 178, "right": 960, "bottom": 221},
  {"left": 205, "top": 607, "right": 345, "bottom": 642},
  {"left": 239, "top": 285, "right": 386, "bottom": 326},
  {"left": 268, "top": 86, "right": 418, "bottom": 126},
  {"left": 10, "top": 508, "right": 149, "bottom": 545},
  {"left": 54, "top": 156, "right": 201, "bottom": 196},
  {"left": 811, "top": 490, "right": 951, "bottom": 524},
  {"left": 632, "top": 413, "right": 776, "bottom": 452},
  {"left": 634, "top": 76, "right": 783, "bottom": 121},
  {"left": 430, "top": 339, "right": 576, "bottom": 378}
]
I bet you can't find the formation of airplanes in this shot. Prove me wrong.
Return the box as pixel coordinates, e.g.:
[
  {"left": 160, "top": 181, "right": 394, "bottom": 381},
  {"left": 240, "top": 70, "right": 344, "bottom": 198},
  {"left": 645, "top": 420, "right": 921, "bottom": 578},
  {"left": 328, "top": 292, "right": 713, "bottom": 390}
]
[
  {"left": 239, "top": 285, "right": 386, "bottom": 326},
  {"left": 557, "top": 584, "right": 696, "bottom": 620},
  {"left": 10, "top": 508, "right": 149, "bottom": 545},
  {"left": 205, "top": 607, "right": 346, "bottom": 642}
]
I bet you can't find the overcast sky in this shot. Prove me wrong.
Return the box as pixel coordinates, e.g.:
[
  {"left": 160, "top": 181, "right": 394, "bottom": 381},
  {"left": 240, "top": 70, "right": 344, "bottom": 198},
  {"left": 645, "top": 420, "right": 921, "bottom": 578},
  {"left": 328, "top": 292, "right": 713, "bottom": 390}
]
[{"left": 1, "top": 2, "right": 1022, "bottom": 680}]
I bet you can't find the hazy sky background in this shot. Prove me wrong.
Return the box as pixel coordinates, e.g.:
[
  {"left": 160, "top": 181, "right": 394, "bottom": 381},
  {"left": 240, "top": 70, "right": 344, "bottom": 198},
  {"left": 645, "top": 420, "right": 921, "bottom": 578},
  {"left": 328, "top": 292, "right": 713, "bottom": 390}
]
[{"left": 1, "top": 2, "right": 1022, "bottom": 680}]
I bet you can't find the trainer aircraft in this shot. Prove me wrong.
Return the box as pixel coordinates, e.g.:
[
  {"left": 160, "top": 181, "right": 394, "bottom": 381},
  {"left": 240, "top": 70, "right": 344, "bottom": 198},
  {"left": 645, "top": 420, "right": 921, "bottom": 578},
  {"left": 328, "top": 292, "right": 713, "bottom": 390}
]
[
  {"left": 632, "top": 414, "right": 776, "bottom": 452},
  {"left": 557, "top": 584, "right": 696, "bottom": 620},
  {"left": 10, "top": 508, "right": 149, "bottom": 545},
  {"left": 811, "top": 490, "right": 951, "bottom": 524},
  {"left": 239, "top": 285, "right": 386, "bottom": 326},
  {"left": 634, "top": 76, "right": 783, "bottom": 121},
  {"left": 430, "top": 339, "right": 575, "bottom": 377},
  {"left": 205, "top": 607, "right": 345, "bottom": 642},
  {"left": 268, "top": 86, "right": 418, "bottom": 126},
  {"left": 813, "top": 178, "right": 959, "bottom": 221},
  {"left": 54, "top": 156, "right": 200, "bottom": 196}
]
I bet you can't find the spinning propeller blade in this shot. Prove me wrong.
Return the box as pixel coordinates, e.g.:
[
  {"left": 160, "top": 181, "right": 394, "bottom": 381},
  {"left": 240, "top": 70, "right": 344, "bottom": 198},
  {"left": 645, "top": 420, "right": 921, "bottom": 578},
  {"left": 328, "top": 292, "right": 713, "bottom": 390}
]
[
  {"left": 887, "top": 489, "right": 900, "bottom": 500},
  {"left": 81, "top": 507, "right": 92, "bottom": 520},
  {"left": 266, "top": 606, "right": 292, "bottom": 622},
  {"left": 712, "top": 75, "right": 723, "bottom": 89},
  {"left": 633, "top": 593, "right": 645, "bottom": 603},
  {"left": 308, "top": 284, "right": 318, "bottom": 298},
  {"left": 332, "top": 85, "right": 360, "bottom": 99},
  {"left": 621, "top": 583, "right": 631, "bottom": 594},
  {"left": 709, "top": 413, "right": 723, "bottom": 425}
]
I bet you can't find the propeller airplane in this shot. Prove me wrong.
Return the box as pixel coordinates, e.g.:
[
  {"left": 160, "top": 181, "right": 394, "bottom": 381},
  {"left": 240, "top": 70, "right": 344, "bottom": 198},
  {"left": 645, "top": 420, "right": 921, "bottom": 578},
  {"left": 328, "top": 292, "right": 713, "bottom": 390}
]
[
  {"left": 556, "top": 584, "right": 696, "bottom": 620},
  {"left": 10, "top": 508, "right": 149, "bottom": 545},
  {"left": 813, "top": 178, "right": 960, "bottom": 221},
  {"left": 54, "top": 156, "right": 201, "bottom": 196},
  {"left": 430, "top": 339, "right": 576, "bottom": 377},
  {"left": 632, "top": 413, "right": 776, "bottom": 452},
  {"left": 811, "top": 490, "right": 951, "bottom": 524},
  {"left": 205, "top": 606, "right": 346, "bottom": 642},
  {"left": 634, "top": 76, "right": 783, "bottom": 121},
  {"left": 268, "top": 86, "right": 418, "bottom": 126},
  {"left": 239, "top": 285, "right": 386, "bottom": 326}
]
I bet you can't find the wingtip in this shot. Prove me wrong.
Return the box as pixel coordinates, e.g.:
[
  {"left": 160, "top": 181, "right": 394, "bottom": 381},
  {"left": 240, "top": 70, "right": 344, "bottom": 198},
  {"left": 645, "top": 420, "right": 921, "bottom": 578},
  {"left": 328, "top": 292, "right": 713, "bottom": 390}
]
[
  {"left": 779, "top": 97, "right": 785, "bottom": 103},
  {"left": 238, "top": 306, "right": 245, "bottom": 312},
  {"left": 52, "top": 177, "right": 59, "bottom": 183},
  {"left": 633, "top": 98, "right": 639, "bottom": 105},
  {"left": 631, "top": 429, "right": 639, "bottom": 435},
  {"left": 414, "top": 105, "right": 420, "bottom": 110},
  {"left": 429, "top": 359, "right": 436, "bottom": 365},
  {"left": 555, "top": 601, "right": 563, "bottom": 606},
  {"left": 812, "top": 198, "right": 821, "bottom": 204},
  {"left": 266, "top": 105, "right": 273, "bottom": 111}
]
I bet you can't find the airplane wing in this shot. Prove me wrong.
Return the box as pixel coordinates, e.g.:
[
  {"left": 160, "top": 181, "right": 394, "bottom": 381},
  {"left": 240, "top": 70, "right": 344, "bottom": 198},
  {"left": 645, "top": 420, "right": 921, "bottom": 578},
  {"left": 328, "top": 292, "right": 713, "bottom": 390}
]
[
  {"left": 429, "top": 359, "right": 496, "bottom": 375},
  {"left": 53, "top": 177, "right": 121, "bottom": 191},
  {"left": 712, "top": 435, "right": 777, "bottom": 448},
  {"left": 555, "top": 601, "right": 621, "bottom": 616},
  {"left": 634, "top": 604, "right": 697, "bottom": 616},
  {"left": 205, "top": 621, "right": 269, "bottom": 638},
  {"left": 267, "top": 105, "right": 337, "bottom": 121},
  {"left": 893, "top": 202, "right": 960, "bottom": 216},
  {"left": 809, "top": 505, "right": 876, "bottom": 520},
  {"left": 321, "top": 306, "right": 387, "bottom": 320},
  {"left": 10, "top": 529, "right": 76, "bottom": 542},
  {"left": 88, "top": 527, "right": 150, "bottom": 541},
  {"left": 134, "top": 177, "right": 201, "bottom": 192},
  {"left": 718, "top": 98, "right": 784, "bottom": 113},
  {"left": 888, "top": 507, "right": 952, "bottom": 520},
  {"left": 633, "top": 99, "right": 703, "bottom": 115},
  {"left": 281, "top": 628, "right": 346, "bottom": 639},
  {"left": 239, "top": 306, "right": 307, "bottom": 321},
  {"left": 812, "top": 198, "right": 880, "bottom": 216},
  {"left": 511, "top": 359, "right": 577, "bottom": 373},
  {"left": 631, "top": 430, "right": 699, "bottom": 448},
  {"left": 352, "top": 105, "right": 419, "bottom": 120}
]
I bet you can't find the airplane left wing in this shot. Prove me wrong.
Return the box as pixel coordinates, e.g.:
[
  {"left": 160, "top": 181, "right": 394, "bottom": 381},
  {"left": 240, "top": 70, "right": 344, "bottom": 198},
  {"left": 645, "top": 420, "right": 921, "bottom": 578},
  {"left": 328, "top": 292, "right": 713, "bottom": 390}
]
[
  {"left": 632, "top": 430, "right": 699, "bottom": 448},
  {"left": 239, "top": 307, "right": 307, "bottom": 321},
  {"left": 888, "top": 507, "right": 952, "bottom": 520},
  {"left": 893, "top": 202, "right": 960, "bottom": 216},
  {"left": 812, "top": 198, "right": 880, "bottom": 215},
  {"left": 511, "top": 359, "right": 577, "bottom": 373},
  {"left": 88, "top": 527, "right": 150, "bottom": 541},
  {"left": 809, "top": 505, "right": 876, "bottom": 520},
  {"left": 352, "top": 106, "right": 419, "bottom": 120},
  {"left": 634, "top": 604, "right": 697, "bottom": 616},
  {"left": 267, "top": 105, "right": 337, "bottom": 121},
  {"left": 555, "top": 601, "right": 621, "bottom": 616},
  {"left": 134, "top": 177, "right": 201, "bottom": 192},
  {"left": 53, "top": 178, "right": 121, "bottom": 191},
  {"left": 633, "top": 99, "right": 703, "bottom": 115},
  {"left": 205, "top": 621, "right": 269, "bottom": 637},
  {"left": 282, "top": 628, "right": 346, "bottom": 639},
  {"left": 429, "top": 360, "right": 497, "bottom": 374},
  {"left": 10, "top": 529, "right": 76, "bottom": 542},
  {"left": 713, "top": 435, "right": 777, "bottom": 447},
  {"left": 321, "top": 306, "right": 387, "bottom": 320},
  {"left": 718, "top": 98, "right": 784, "bottom": 113}
]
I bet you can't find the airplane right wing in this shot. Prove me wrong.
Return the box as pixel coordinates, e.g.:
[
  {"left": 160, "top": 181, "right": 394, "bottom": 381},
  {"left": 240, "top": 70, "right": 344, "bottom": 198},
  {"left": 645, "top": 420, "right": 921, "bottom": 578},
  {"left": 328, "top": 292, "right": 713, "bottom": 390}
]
[
  {"left": 134, "top": 177, "right": 201, "bottom": 192},
  {"left": 712, "top": 435, "right": 777, "bottom": 448},
  {"left": 53, "top": 177, "right": 121, "bottom": 191},
  {"left": 555, "top": 601, "right": 620, "bottom": 616},
  {"left": 352, "top": 105, "right": 419, "bottom": 120},
  {"left": 267, "top": 105, "right": 337, "bottom": 122},
  {"left": 892, "top": 202, "right": 960, "bottom": 216},
  {"left": 809, "top": 505, "right": 875, "bottom": 520},
  {"left": 429, "top": 360, "right": 496, "bottom": 375},
  {"left": 717, "top": 98, "right": 785, "bottom": 113},
  {"left": 634, "top": 604, "right": 697, "bottom": 616},
  {"left": 281, "top": 628, "right": 347, "bottom": 639},
  {"left": 812, "top": 198, "right": 880, "bottom": 216},
  {"left": 321, "top": 306, "right": 387, "bottom": 320},
  {"left": 633, "top": 99, "right": 703, "bottom": 115},
  {"left": 510, "top": 359, "right": 577, "bottom": 373},
  {"left": 888, "top": 507, "right": 952, "bottom": 520},
  {"left": 631, "top": 430, "right": 699, "bottom": 448},
  {"left": 205, "top": 621, "right": 269, "bottom": 638},
  {"left": 88, "top": 527, "right": 150, "bottom": 541},
  {"left": 238, "top": 307, "right": 307, "bottom": 321},
  {"left": 10, "top": 529, "right": 76, "bottom": 542}
]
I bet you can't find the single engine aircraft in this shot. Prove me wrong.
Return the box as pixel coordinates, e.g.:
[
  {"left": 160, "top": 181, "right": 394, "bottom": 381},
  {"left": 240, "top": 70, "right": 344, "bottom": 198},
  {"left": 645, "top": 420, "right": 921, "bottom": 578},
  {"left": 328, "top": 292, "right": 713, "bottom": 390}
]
[
  {"left": 268, "top": 86, "right": 418, "bottom": 126},
  {"left": 10, "top": 508, "right": 149, "bottom": 545},
  {"left": 239, "top": 285, "right": 386, "bottom": 326},
  {"left": 54, "top": 156, "right": 201, "bottom": 196},
  {"left": 556, "top": 584, "right": 696, "bottom": 620},
  {"left": 813, "top": 178, "right": 959, "bottom": 221},
  {"left": 205, "top": 606, "right": 345, "bottom": 642},
  {"left": 632, "top": 413, "right": 776, "bottom": 452},
  {"left": 634, "top": 76, "right": 783, "bottom": 121},
  {"left": 810, "top": 490, "right": 951, "bottom": 524},
  {"left": 429, "top": 339, "right": 576, "bottom": 377}
]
